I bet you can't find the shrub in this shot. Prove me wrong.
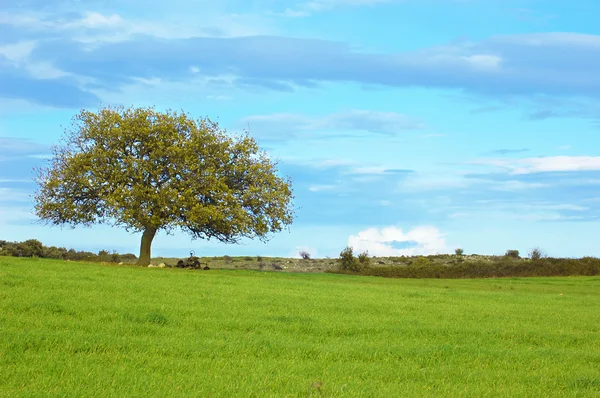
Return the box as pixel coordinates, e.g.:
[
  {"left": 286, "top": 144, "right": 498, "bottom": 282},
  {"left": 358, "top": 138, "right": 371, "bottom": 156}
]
[
  {"left": 455, "top": 248, "right": 464, "bottom": 256},
  {"left": 505, "top": 249, "right": 520, "bottom": 259},
  {"left": 338, "top": 246, "right": 355, "bottom": 271},
  {"left": 357, "top": 250, "right": 370, "bottom": 266},
  {"left": 24, "top": 239, "right": 45, "bottom": 257},
  {"left": 338, "top": 246, "right": 369, "bottom": 272},
  {"left": 64, "top": 249, "right": 96, "bottom": 261},
  {"left": 413, "top": 256, "right": 432, "bottom": 267},
  {"left": 329, "top": 257, "right": 600, "bottom": 279},
  {"left": 3, "top": 239, "right": 45, "bottom": 258},
  {"left": 529, "top": 247, "right": 546, "bottom": 260},
  {"left": 43, "top": 246, "right": 68, "bottom": 259},
  {"left": 120, "top": 253, "right": 138, "bottom": 262},
  {"left": 0, "top": 239, "right": 138, "bottom": 263},
  {"left": 98, "top": 249, "right": 111, "bottom": 262},
  {"left": 299, "top": 251, "right": 311, "bottom": 260}
]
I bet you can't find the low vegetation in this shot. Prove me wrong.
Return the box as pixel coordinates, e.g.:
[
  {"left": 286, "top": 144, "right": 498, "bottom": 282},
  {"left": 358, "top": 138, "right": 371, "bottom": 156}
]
[
  {"left": 1, "top": 257, "right": 599, "bottom": 396},
  {"left": 2, "top": 239, "right": 600, "bottom": 279},
  {"left": 335, "top": 255, "right": 600, "bottom": 279},
  {"left": 0, "top": 239, "right": 137, "bottom": 263}
]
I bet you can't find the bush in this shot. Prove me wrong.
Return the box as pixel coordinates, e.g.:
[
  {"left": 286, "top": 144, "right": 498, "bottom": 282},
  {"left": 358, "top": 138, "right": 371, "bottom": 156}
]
[
  {"left": 330, "top": 256, "right": 600, "bottom": 279},
  {"left": 110, "top": 252, "right": 121, "bottom": 263},
  {"left": 357, "top": 251, "right": 370, "bottom": 266},
  {"left": 43, "top": 246, "right": 68, "bottom": 259},
  {"left": 413, "top": 256, "right": 431, "bottom": 267},
  {"left": 505, "top": 249, "right": 520, "bottom": 259},
  {"left": 0, "top": 239, "right": 137, "bottom": 263},
  {"left": 529, "top": 247, "right": 546, "bottom": 260},
  {"left": 455, "top": 248, "right": 464, "bottom": 256},
  {"left": 338, "top": 246, "right": 369, "bottom": 272},
  {"left": 98, "top": 249, "right": 111, "bottom": 262},
  {"left": 120, "top": 253, "right": 138, "bottom": 262},
  {"left": 339, "top": 246, "right": 355, "bottom": 271},
  {"left": 2, "top": 239, "right": 45, "bottom": 258},
  {"left": 299, "top": 251, "right": 311, "bottom": 260}
]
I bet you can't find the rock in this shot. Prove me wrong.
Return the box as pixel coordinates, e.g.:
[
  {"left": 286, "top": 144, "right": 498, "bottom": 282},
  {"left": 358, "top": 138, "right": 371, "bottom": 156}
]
[{"left": 271, "top": 264, "right": 283, "bottom": 270}]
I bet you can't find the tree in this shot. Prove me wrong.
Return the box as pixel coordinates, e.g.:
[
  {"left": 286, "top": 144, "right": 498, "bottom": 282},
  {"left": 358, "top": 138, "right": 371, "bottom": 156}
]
[{"left": 34, "top": 105, "right": 295, "bottom": 265}]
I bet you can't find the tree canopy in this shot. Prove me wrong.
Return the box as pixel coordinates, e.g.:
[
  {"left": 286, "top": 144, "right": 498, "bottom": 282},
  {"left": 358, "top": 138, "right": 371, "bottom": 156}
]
[{"left": 34, "top": 105, "right": 294, "bottom": 265}]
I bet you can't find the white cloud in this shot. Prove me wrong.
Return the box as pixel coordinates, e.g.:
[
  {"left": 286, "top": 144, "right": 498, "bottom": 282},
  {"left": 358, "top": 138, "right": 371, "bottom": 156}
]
[
  {"left": 0, "top": 10, "right": 272, "bottom": 43},
  {"left": 348, "top": 225, "right": 447, "bottom": 256},
  {"left": 0, "top": 11, "right": 124, "bottom": 31},
  {"left": 513, "top": 156, "right": 600, "bottom": 174},
  {"left": 70, "top": 12, "right": 124, "bottom": 29},
  {"left": 472, "top": 156, "right": 600, "bottom": 174},
  {"left": 308, "top": 184, "right": 338, "bottom": 192},
  {"left": 491, "top": 180, "right": 548, "bottom": 191},
  {"left": 0, "top": 41, "right": 36, "bottom": 63},
  {"left": 462, "top": 54, "right": 502, "bottom": 70},
  {"left": 541, "top": 204, "right": 587, "bottom": 211},
  {"left": 279, "top": 0, "right": 392, "bottom": 16},
  {"left": 0, "top": 179, "right": 31, "bottom": 183}
]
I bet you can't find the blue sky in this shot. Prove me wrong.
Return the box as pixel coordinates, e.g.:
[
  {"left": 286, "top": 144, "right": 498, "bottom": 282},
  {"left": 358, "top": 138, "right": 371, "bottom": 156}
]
[{"left": 1, "top": 0, "right": 600, "bottom": 258}]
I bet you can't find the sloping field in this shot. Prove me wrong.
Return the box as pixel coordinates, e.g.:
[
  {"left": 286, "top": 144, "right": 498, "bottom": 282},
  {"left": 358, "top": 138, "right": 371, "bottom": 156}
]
[{"left": 1, "top": 257, "right": 599, "bottom": 397}]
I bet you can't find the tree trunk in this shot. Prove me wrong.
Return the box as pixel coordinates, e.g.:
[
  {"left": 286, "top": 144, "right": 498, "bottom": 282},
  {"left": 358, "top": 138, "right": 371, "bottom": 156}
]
[{"left": 137, "top": 226, "right": 158, "bottom": 266}]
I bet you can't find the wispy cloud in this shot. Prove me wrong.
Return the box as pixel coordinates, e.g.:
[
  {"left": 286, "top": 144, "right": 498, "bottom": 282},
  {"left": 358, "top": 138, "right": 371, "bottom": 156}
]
[
  {"left": 0, "top": 8, "right": 271, "bottom": 42},
  {"left": 279, "top": 0, "right": 393, "bottom": 17},
  {"left": 241, "top": 110, "right": 423, "bottom": 141},
  {"left": 2, "top": 30, "right": 599, "bottom": 107},
  {"left": 0, "top": 187, "right": 32, "bottom": 203},
  {"left": 471, "top": 156, "right": 600, "bottom": 174},
  {"left": 0, "top": 137, "right": 48, "bottom": 157},
  {"left": 486, "top": 148, "right": 530, "bottom": 155},
  {"left": 308, "top": 184, "right": 339, "bottom": 192}
]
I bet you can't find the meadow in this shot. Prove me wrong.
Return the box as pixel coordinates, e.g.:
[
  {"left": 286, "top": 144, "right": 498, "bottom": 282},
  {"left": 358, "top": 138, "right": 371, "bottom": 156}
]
[{"left": 1, "top": 257, "right": 599, "bottom": 397}]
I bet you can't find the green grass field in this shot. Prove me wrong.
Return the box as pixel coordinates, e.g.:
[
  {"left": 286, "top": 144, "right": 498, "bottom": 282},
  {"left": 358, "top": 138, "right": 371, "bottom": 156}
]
[{"left": 1, "top": 257, "right": 599, "bottom": 397}]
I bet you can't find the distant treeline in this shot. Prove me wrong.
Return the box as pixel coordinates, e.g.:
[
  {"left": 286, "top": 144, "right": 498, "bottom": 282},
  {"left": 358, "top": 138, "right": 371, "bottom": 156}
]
[
  {"left": 331, "top": 253, "right": 600, "bottom": 279},
  {"left": 0, "top": 239, "right": 137, "bottom": 263}
]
